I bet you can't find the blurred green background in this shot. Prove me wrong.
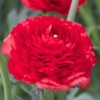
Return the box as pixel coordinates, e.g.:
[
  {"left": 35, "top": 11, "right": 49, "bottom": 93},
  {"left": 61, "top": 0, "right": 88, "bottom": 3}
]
[{"left": 0, "top": 0, "right": 100, "bottom": 100}]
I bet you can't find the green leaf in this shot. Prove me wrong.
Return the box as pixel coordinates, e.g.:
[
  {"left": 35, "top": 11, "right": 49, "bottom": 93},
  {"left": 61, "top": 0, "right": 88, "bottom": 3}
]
[
  {"left": 16, "top": 96, "right": 24, "bottom": 100},
  {"left": 69, "top": 88, "right": 80, "bottom": 97},
  {"left": 44, "top": 90, "right": 54, "bottom": 100},
  {"left": 74, "top": 93, "right": 96, "bottom": 100},
  {"left": 55, "top": 91, "right": 66, "bottom": 100}
]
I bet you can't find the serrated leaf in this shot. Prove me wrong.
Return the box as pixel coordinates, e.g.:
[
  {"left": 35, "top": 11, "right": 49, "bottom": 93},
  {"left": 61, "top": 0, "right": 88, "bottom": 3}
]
[
  {"left": 7, "top": 8, "right": 28, "bottom": 31},
  {"left": 31, "top": 87, "right": 38, "bottom": 100},
  {"left": 38, "top": 89, "right": 44, "bottom": 100},
  {"left": 69, "top": 88, "right": 79, "bottom": 97},
  {"left": 66, "top": 95, "right": 74, "bottom": 100},
  {"left": 93, "top": 46, "right": 100, "bottom": 50},
  {"left": 74, "top": 93, "right": 96, "bottom": 100},
  {"left": 16, "top": 96, "right": 24, "bottom": 100}
]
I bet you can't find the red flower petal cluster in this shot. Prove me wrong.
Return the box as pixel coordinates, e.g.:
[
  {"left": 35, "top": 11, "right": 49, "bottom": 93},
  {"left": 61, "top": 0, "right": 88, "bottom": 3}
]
[
  {"left": 1, "top": 16, "right": 97, "bottom": 91},
  {"left": 22, "top": 0, "right": 87, "bottom": 15}
]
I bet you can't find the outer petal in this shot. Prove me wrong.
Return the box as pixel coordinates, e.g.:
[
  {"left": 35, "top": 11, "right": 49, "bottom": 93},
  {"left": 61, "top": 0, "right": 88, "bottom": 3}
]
[
  {"left": 70, "top": 77, "right": 90, "bottom": 88},
  {"left": 8, "top": 58, "right": 36, "bottom": 84},
  {"left": 1, "top": 34, "right": 12, "bottom": 56},
  {"left": 36, "top": 82, "right": 70, "bottom": 91}
]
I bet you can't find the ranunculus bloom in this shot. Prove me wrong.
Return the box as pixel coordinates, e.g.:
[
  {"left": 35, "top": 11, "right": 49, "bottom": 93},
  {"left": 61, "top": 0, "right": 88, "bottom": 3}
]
[
  {"left": 1, "top": 16, "right": 97, "bottom": 91},
  {"left": 22, "top": 0, "right": 87, "bottom": 15}
]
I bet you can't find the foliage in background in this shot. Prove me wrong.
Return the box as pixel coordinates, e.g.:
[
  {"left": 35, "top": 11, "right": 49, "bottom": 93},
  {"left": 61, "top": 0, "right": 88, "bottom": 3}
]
[{"left": 0, "top": 0, "right": 100, "bottom": 100}]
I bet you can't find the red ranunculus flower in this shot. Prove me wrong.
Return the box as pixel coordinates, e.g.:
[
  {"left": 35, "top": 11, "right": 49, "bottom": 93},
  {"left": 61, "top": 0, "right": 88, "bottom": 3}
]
[
  {"left": 1, "top": 16, "right": 97, "bottom": 91},
  {"left": 22, "top": 0, "right": 87, "bottom": 15}
]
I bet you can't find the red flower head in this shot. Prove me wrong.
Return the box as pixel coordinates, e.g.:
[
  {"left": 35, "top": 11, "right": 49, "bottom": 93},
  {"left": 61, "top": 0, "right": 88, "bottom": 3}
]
[
  {"left": 22, "top": 0, "right": 87, "bottom": 15},
  {"left": 1, "top": 16, "right": 97, "bottom": 91}
]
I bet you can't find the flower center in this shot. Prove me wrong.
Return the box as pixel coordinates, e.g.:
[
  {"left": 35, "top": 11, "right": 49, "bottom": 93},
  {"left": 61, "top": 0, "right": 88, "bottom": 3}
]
[{"left": 53, "top": 34, "right": 58, "bottom": 38}]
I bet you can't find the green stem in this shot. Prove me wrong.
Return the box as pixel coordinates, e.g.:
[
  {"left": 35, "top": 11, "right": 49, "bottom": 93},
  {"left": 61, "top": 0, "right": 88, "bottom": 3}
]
[
  {"left": 38, "top": 88, "right": 44, "bottom": 100},
  {"left": 20, "top": 84, "right": 31, "bottom": 96},
  {"left": 55, "top": 91, "right": 66, "bottom": 100},
  {"left": 44, "top": 90, "right": 54, "bottom": 100},
  {"left": 67, "top": 0, "right": 79, "bottom": 21},
  {"left": 41, "top": 11, "right": 50, "bottom": 16},
  {"left": 0, "top": 54, "right": 12, "bottom": 100}
]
